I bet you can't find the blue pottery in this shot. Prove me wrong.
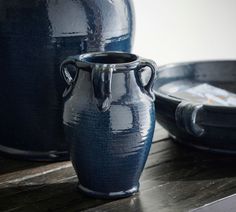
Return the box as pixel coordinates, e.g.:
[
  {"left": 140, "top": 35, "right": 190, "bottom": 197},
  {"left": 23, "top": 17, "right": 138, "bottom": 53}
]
[
  {"left": 154, "top": 61, "right": 236, "bottom": 154},
  {"left": 0, "top": 0, "right": 134, "bottom": 161},
  {"left": 61, "top": 52, "right": 157, "bottom": 199}
]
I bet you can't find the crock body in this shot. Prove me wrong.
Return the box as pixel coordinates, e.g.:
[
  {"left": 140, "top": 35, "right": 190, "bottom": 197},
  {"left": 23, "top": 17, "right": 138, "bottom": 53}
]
[{"left": 0, "top": 0, "right": 135, "bottom": 161}]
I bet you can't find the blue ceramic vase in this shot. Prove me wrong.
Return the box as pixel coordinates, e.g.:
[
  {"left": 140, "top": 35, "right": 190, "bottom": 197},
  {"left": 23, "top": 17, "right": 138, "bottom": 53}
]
[
  {"left": 61, "top": 52, "right": 157, "bottom": 198},
  {"left": 0, "top": 0, "right": 134, "bottom": 161}
]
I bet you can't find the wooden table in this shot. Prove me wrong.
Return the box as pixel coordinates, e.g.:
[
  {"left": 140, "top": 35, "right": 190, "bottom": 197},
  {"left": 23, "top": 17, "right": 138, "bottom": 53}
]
[{"left": 1, "top": 125, "right": 236, "bottom": 212}]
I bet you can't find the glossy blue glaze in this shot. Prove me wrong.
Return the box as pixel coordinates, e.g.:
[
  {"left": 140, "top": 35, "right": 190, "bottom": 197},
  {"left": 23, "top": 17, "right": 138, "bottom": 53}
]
[
  {"left": 0, "top": 0, "right": 134, "bottom": 161},
  {"left": 61, "top": 52, "right": 157, "bottom": 198}
]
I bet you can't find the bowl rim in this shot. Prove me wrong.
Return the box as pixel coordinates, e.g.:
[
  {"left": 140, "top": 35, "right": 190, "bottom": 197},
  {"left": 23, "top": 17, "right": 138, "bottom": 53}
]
[{"left": 154, "top": 59, "right": 236, "bottom": 111}]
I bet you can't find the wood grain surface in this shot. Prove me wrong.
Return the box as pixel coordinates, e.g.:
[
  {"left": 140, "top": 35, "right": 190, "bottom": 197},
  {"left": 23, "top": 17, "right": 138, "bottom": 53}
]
[{"left": 1, "top": 124, "right": 236, "bottom": 212}]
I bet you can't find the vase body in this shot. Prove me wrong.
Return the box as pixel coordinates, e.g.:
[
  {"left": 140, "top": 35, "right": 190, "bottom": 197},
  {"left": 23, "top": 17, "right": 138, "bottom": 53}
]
[
  {"left": 62, "top": 52, "right": 156, "bottom": 198},
  {"left": 0, "top": 0, "right": 134, "bottom": 161}
]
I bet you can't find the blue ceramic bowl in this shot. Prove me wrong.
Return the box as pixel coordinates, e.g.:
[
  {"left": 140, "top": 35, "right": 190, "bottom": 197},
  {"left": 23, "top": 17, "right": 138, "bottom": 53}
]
[{"left": 154, "top": 60, "right": 236, "bottom": 154}]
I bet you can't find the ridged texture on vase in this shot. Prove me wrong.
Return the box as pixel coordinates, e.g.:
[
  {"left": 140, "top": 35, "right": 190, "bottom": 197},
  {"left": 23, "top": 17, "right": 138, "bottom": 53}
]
[{"left": 65, "top": 102, "right": 155, "bottom": 195}]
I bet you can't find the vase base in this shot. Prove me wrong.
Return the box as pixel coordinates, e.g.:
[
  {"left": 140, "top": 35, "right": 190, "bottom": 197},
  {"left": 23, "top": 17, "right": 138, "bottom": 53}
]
[
  {"left": 0, "top": 144, "right": 69, "bottom": 162},
  {"left": 78, "top": 183, "right": 139, "bottom": 199}
]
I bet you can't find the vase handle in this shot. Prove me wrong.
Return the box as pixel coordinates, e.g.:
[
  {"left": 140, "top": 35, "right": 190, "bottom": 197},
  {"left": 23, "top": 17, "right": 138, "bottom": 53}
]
[
  {"left": 92, "top": 64, "right": 114, "bottom": 112},
  {"left": 136, "top": 59, "right": 158, "bottom": 100},
  {"left": 60, "top": 58, "right": 79, "bottom": 97}
]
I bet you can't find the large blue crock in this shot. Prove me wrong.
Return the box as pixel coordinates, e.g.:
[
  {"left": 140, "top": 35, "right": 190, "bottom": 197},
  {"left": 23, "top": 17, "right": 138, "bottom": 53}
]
[
  {"left": 61, "top": 52, "right": 157, "bottom": 199},
  {"left": 0, "top": 0, "right": 135, "bottom": 161}
]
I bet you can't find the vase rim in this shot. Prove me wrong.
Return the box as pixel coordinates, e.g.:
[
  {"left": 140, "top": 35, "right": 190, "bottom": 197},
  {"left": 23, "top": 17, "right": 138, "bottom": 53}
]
[{"left": 78, "top": 51, "right": 140, "bottom": 70}]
